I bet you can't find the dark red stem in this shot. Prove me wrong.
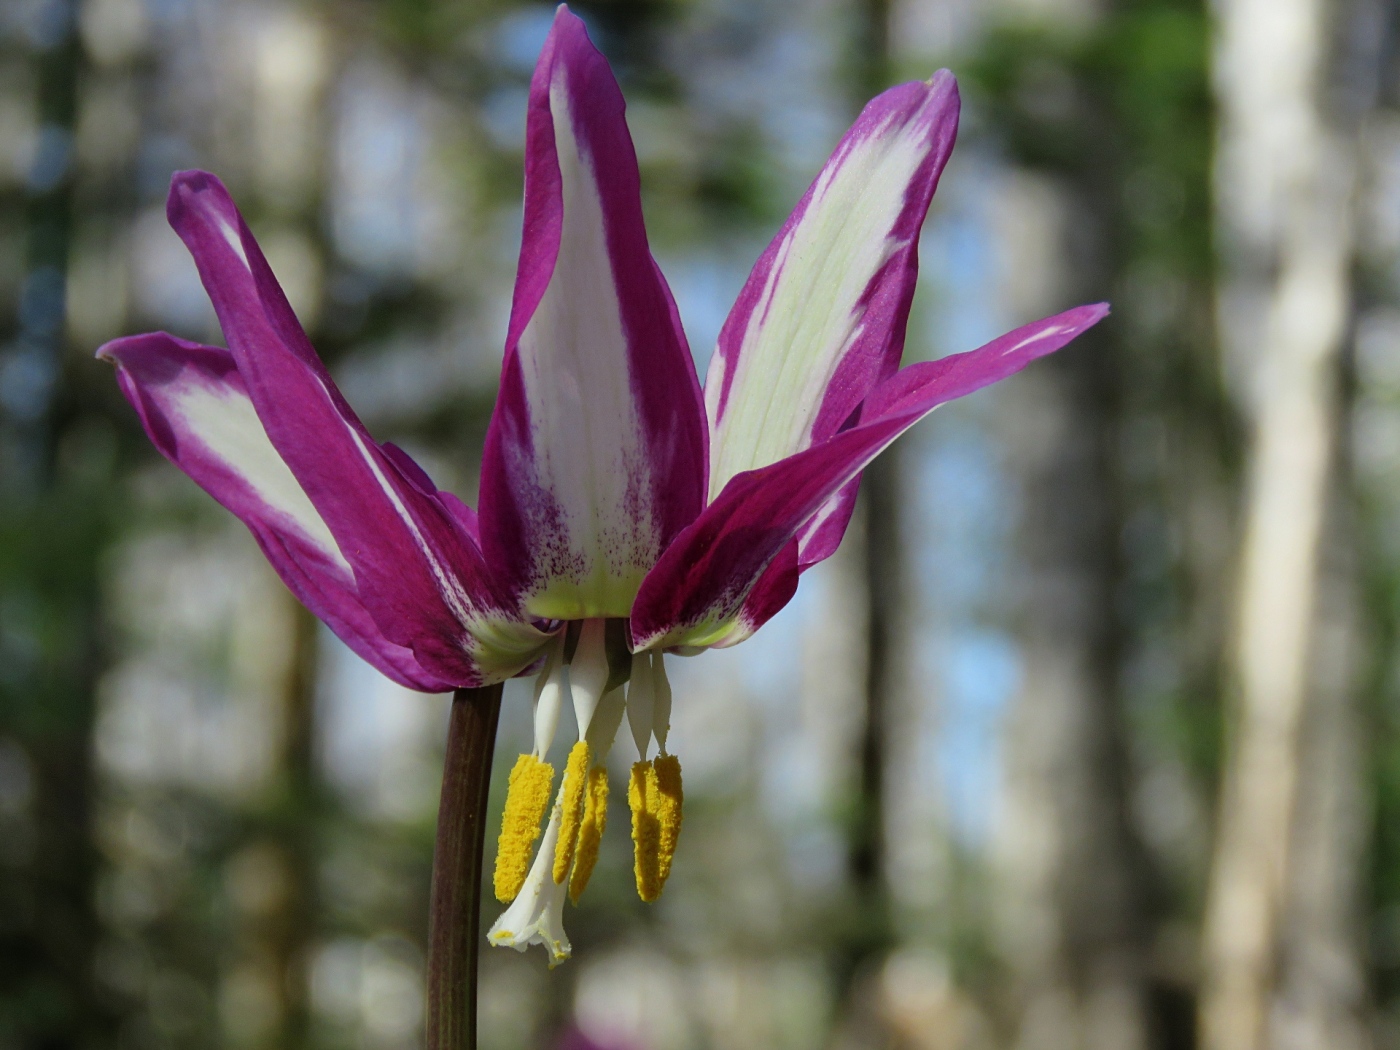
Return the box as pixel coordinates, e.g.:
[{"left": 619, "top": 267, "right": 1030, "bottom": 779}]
[{"left": 427, "top": 684, "right": 503, "bottom": 1050}]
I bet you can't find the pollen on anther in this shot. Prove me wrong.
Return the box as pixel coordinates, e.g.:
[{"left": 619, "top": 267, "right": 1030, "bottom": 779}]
[
  {"left": 568, "top": 765, "right": 609, "bottom": 903},
  {"left": 552, "top": 741, "right": 591, "bottom": 884},
  {"left": 494, "top": 754, "right": 554, "bottom": 902},
  {"left": 629, "top": 760, "right": 662, "bottom": 902},
  {"left": 653, "top": 753, "right": 683, "bottom": 887}
]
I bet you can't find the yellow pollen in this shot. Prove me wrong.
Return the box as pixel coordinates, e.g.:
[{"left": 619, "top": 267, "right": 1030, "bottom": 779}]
[
  {"left": 569, "top": 765, "right": 609, "bottom": 903},
  {"left": 552, "top": 741, "right": 591, "bottom": 884},
  {"left": 493, "top": 753, "right": 554, "bottom": 902},
  {"left": 629, "top": 760, "right": 662, "bottom": 902},
  {"left": 653, "top": 753, "right": 683, "bottom": 887}
]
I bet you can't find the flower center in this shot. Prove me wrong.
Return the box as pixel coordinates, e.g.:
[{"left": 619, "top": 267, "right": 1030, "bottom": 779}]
[{"left": 486, "top": 619, "right": 683, "bottom": 965}]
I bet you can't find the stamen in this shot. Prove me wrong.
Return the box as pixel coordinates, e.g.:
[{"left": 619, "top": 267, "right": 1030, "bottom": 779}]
[
  {"left": 585, "top": 686, "right": 627, "bottom": 758},
  {"left": 552, "top": 741, "right": 591, "bottom": 884},
  {"left": 570, "top": 619, "right": 610, "bottom": 736},
  {"left": 653, "top": 753, "right": 683, "bottom": 886},
  {"left": 629, "top": 760, "right": 662, "bottom": 902},
  {"left": 532, "top": 639, "right": 569, "bottom": 758},
  {"left": 494, "top": 753, "right": 554, "bottom": 902},
  {"left": 626, "top": 652, "right": 655, "bottom": 758},
  {"left": 652, "top": 653, "right": 673, "bottom": 754},
  {"left": 568, "top": 764, "right": 609, "bottom": 903}
]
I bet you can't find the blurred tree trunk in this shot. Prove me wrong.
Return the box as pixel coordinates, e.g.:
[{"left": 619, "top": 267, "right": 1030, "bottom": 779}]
[
  {"left": 849, "top": 0, "right": 897, "bottom": 917},
  {"left": 966, "top": 3, "right": 1226, "bottom": 1045},
  {"left": 986, "top": 10, "right": 1161, "bottom": 1047},
  {"left": 0, "top": 10, "right": 117, "bottom": 1047},
  {"left": 1271, "top": 475, "right": 1370, "bottom": 1050},
  {"left": 1199, "top": 0, "right": 1375, "bottom": 1044},
  {"left": 849, "top": 0, "right": 902, "bottom": 917},
  {"left": 998, "top": 316, "right": 1154, "bottom": 1050},
  {"left": 830, "top": 0, "right": 904, "bottom": 1039},
  {"left": 266, "top": 600, "right": 319, "bottom": 1047}
]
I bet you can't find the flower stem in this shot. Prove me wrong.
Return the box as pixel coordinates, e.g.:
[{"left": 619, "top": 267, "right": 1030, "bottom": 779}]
[{"left": 427, "top": 684, "right": 504, "bottom": 1050}]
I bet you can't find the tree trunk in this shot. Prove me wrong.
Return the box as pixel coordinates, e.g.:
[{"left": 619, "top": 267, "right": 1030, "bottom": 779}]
[
  {"left": 997, "top": 320, "right": 1155, "bottom": 1050},
  {"left": 841, "top": 0, "right": 903, "bottom": 971},
  {"left": 1270, "top": 476, "right": 1370, "bottom": 1050},
  {"left": 0, "top": 12, "right": 115, "bottom": 1048},
  {"left": 1199, "top": 0, "right": 1369, "bottom": 1043},
  {"left": 269, "top": 601, "right": 319, "bottom": 1046},
  {"left": 828, "top": 1, "right": 907, "bottom": 1040}
]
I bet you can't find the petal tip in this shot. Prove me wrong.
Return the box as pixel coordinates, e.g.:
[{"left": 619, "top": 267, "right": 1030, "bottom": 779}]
[
  {"left": 167, "top": 168, "right": 226, "bottom": 203},
  {"left": 1083, "top": 301, "right": 1111, "bottom": 325},
  {"left": 546, "top": 3, "right": 590, "bottom": 48},
  {"left": 166, "top": 169, "right": 237, "bottom": 228},
  {"left": 95, "top": 331, "right": 155, "bottom": 365},
  {"left": 927, "top": 68, "right": 958, "bottom": 94}
]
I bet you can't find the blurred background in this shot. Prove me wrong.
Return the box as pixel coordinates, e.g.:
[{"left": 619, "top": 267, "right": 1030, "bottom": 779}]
[{"left": 0, "top": 0, "right": 1395, "bottom": 1047}]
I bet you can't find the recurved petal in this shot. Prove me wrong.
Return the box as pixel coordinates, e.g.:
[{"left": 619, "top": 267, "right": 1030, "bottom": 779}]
[
  {"left": 632, "top": 306, "right": 1108, "bottom": 651},
  {"left": 478, "top": 7, "right": 708, "bottom": 623},
  {"left": 704, "top": 71, "right": 960, "bottom": 511},
  {"left": 100, "top": 333, "right": 455, "bottom": 692},
  {"left": 164, "top": 170, "right": 550, "bottom": 685},
  {"left": 692, "top": 540, "right": 800, "bottom": 650},
  {"left": 794, "top": 479, "right": 860, "bottom": 571}
]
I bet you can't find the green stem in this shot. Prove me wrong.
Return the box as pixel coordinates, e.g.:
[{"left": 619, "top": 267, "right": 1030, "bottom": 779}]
[{"left": 427, "top": 684, "right": 504, "bottom": 1050}]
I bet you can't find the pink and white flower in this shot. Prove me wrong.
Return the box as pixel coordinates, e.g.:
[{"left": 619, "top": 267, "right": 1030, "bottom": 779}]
[{"left": 99, "top": 6, "right": 1105, "bottom": 964}]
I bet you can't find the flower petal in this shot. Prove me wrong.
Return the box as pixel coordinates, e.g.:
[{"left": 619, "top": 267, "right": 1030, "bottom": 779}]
[
  {"left": 479, "top": 7, "right": 708, "bottom": 622},
  {"left": 633, "top": 306, "right": 1108, "bottom": 650},
  {"left": 100, "top": 333, "right": 455, "bottom": 692},
  {"left": 694, "top": 540, "right": 800, "bottom": 650},
  {"left": 793, "top": 479, "right": 860, "bottom": 571},
  {"left": 164, "top": 170, "right": 550, "bottom": 685},
  {"left": 705, "top": 72, "right": 960, "bottom": 504}
]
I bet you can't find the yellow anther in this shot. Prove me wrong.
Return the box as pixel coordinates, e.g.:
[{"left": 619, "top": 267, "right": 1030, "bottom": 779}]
[
  {"left": 552, "top": 741, "right": 591, "bottom": 884},
  {"left": 629, "top": 760, "right": 662, "bottom": 902},
  {"left": 568, "top": 765, "right": 609, "bottom": 903},
  {"left": 653, "top": 753, "right": 683, "bottom": 887},
  {"left": 493, "top": 753, "right": 554, "bottom": 902}
]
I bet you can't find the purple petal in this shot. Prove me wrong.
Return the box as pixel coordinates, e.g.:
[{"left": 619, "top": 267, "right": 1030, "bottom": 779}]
[
  {"left": 793, "top": 478, "right": 860, "bottom": 571},
  {"left": 632, "top": 305, "right": 1108, "bottom": 650},
  {"left": 478, "top": 6, "right": 708, "bottom": 622},
  {"left": 695, "top": 540, "right": 800, "bottom": 650},
  {"left": 99, "top": 333, "right": 456, "bottom": 692},
  {"left": 704, "top": 72, "right": 959, "bottom": 537},
  {"left": 163, "top": 170, "right": 551, "bottom": 684}
]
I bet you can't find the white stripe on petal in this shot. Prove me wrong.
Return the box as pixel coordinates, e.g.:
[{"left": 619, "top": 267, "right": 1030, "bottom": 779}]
[
  {"left": 174, "top": 375, "right": 348, "bottom": 572},
  {"left": 707, "top": 101, "right": 940, "bottom": 499},
  {"left": 510, "top": 73, "right": 656, "bottom": 613}
]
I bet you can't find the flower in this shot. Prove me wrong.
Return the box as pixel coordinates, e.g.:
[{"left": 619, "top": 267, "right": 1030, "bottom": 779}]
[{"left": 98, "top": 6, "right": 1105, "bottom": 967}]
